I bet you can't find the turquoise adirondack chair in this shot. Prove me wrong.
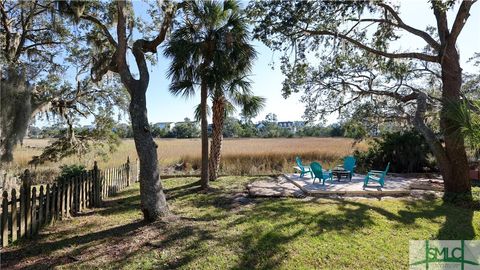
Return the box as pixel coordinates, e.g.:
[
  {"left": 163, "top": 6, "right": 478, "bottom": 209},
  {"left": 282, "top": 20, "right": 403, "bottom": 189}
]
[
  {"left": 295, "top": 157, "right": 313, "bottom": 178},
  {"left": 364, "top": 162, "right": 390, "bottom": 187},
  {"left": 310, "top": 162, "right": 333, "bottom": 185},
  {"left": 337, "top": 156, "right": 356, "bottom": 181}
]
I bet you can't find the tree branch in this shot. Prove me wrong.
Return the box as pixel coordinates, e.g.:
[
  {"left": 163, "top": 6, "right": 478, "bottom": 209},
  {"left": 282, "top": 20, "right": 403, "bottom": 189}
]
[
  {"left": 432, "top": 1, "right": 449, "bottom": 44},
  {"left": 22, "top": 41, "right": 63, "bottom": 51},
  {"left": 303, "top": 29, "right": 439, "bottom": 62},
  {"left": 412, "top": 92, "right": 448, "bottom": 174},
  {"left": 139, "top": 3, "right": 176, "bottom": 53},
  {"left": 376, "top": 3, "right": 441, "bottom": 50},
  {"left": 132, "top": 40, "right": 149, "bottom": 91},
  {"left": 132, "top": 3, "right": 178, "bottom": 89},
  {"left": 348, "top": 17, "right": 441, "bottom": 50},
  {"left": 15, "top": 0, "right": 39, "bottom": 60},
  {"left": 80, "top": 14, "right": 118, "bottom": 47},
  {"left": 0, "top": 1, "right": 11, "bottom": 59},
  {"left": 116, "top": 0, "right": 134, "bottom": 90},
  {"left": 449, "top": 0, "right": 477, "bottom": 44}
]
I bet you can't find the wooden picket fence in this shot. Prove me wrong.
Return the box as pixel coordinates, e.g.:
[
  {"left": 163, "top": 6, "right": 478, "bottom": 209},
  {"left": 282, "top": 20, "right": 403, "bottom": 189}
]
[{"left": 0, "top": 157, "right": 138, "bottom": 247}]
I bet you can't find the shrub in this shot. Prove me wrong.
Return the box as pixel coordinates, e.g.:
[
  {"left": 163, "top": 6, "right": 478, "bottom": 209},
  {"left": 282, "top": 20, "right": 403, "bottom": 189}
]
[
  {"left": 57, "top": 164, "right": 87, "bottom": 183},
  {"left": 354, "top": 130, "right": 436, "bottom": 173}
]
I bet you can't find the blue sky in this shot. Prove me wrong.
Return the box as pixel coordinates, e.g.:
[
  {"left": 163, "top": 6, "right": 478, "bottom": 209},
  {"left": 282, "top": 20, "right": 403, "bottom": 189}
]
[
  {"left": 62, "top": 1, "right": 479, "bottom": 127},
  {"left": 141, "top": 0, "right": 480, "bottom": 125},
  {"left": 142, "top": 39, "right": 298, "bottom": 123}
]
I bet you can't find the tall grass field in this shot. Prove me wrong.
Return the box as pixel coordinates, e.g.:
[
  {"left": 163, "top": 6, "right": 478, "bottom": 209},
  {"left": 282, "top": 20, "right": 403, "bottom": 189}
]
[{"left": 11, "top": 138, "right": 366, "bottom": 179}]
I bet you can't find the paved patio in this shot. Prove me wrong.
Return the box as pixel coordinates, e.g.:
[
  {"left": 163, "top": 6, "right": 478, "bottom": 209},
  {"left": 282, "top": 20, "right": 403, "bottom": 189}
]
[{"left": 284, "top": 173, "right": 418, "bottom": 196}]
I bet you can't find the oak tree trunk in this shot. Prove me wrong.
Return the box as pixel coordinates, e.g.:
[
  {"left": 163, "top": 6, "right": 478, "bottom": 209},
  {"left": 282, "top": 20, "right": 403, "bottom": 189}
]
[
  {"left": 129, "top": 88, "right": 169, "bottom": 220},
  {"left": 200, "top": 79, "right": 209, "bottom": 188},
  {"left": 437, "top": 45, "right": 471, "bottom": 195},
  {"left": 208, "top": 95, "right": 226, "bottom": 181},
  {"left": 0, "top": 67, "right": 32, "bottom": 163}
]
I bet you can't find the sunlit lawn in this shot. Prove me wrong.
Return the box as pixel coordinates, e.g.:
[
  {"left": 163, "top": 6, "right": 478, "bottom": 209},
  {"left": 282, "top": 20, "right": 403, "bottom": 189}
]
[{"left": 3, "top": 177, "right": 479, "bottom": 269}]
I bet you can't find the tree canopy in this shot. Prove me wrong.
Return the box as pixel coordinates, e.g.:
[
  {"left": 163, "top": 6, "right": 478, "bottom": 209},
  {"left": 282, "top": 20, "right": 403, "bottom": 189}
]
[
  {"left": 248, "top": 0, "right": 478, "bottom": 195},
  {"left": 0, "top": 0, "right": 128, "bottom": 164}
]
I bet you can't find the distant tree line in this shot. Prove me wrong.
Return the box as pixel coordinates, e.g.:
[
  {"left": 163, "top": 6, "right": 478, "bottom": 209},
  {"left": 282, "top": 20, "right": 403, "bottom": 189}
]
[{"left": 30, "top": 115, "right": 372, "bottom": 140}]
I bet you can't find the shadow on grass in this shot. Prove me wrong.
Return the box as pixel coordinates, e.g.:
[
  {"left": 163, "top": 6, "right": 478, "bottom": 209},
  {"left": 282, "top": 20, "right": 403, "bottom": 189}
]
[
  {"left": 225, "top": 197, "right": 477, "bottom": 269},
  {"left": 165, "top": 179, "right": 203, "bottom": 200},
  {"left": 435, "top": 202, "right": 475, "bottom": 240},
  {"left": 161, "top": 179, "right": 478, "bottom": 269},
  {"left": 1, "top": 220, "right": 148, "bottom": 269},
  {"left": 96, "top": 194, "right": 141, "bottom": 217},
  {"left": 3, "top": 177, "right": 477, "bottom": 269}
]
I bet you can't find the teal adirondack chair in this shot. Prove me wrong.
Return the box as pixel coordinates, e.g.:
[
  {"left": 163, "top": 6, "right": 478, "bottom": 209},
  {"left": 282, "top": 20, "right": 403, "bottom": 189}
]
[
  {"left": 295, "top": 157, "right": 313, "bottom": 178},
  {"left": 310, "top": 162, "right": 333, "bottom": 185},
  {"left": 364, "top": 162, "right": 390, "bottom": 187},
  {"left": 337, "top": 156, "right": 356, "bottom": 181}
]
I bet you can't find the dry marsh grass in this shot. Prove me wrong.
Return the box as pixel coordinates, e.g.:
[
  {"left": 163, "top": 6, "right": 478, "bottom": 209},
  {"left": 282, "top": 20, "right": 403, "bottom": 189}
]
[{"left": 12, "top": 137, "right": 366, "bottom": 177}]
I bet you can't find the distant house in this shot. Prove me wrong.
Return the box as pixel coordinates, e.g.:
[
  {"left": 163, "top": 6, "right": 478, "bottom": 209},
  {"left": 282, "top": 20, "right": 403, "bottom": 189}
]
[
  {"left": 277, "top": 121, "right": 306, "bottom": 133},
  {"left": 277, "top": 121, "right": 293, "bottom": 128},
  {"left": 255, "top": 123, "right": 266, "bottom": 130},
  {"left": 174, "top": 120, "right": 199, "bottom": 127},
  {"left": 293, "top": 121, "right": 306, "bottom": 129},
  {"left": 153, "top": 122, "right": 174, "bottom": 130}
]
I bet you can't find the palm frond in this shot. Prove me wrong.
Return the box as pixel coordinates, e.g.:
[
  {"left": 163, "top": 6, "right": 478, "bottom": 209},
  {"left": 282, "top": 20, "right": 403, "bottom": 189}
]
[
  {"left": 445, "top": 98, "right": 480, "bottom": 148},
  {"left": 165, "top": 0, "right": 257, "bottom": 119},
  {"left": 169, "top": 80, "right": 196, "bottom": 99},
  {"left": 194, "top": 103, "right": 212, "bottom": 122}
]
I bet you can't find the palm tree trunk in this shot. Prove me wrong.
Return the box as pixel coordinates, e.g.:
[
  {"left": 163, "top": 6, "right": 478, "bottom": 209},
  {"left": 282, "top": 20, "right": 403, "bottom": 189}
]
[
  {"left": 208, "top": 95, "right": 226, "bottom": 181},
  {"left": 129, "top": 88, "right": 169, "bottom": 220},
  {"left": 200, "top": 79, "right": 209, "bottom": 188}
]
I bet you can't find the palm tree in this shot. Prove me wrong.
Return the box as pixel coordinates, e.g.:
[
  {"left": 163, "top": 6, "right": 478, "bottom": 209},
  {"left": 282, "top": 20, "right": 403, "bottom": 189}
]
[
  {"left": 165, "top": 0, "right": 255, "bottom": 188},
  {"left": 208, "top": 79, "right": 265, "bottom": 181}
]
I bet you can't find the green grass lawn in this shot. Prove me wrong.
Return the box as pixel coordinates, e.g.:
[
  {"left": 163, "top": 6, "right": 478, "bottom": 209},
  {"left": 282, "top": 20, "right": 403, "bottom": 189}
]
[{"left": 3, "top": 177, "right": 480, "bottom": 270}]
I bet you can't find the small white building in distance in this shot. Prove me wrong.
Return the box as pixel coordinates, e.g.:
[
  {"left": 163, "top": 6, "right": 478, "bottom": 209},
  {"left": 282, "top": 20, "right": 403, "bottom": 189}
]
[
  {"left": 153, "top": 122, "right": 175, "bottom": 130},
  {"left": 277, "top": 121, "right": 306, "bottom": 133}
]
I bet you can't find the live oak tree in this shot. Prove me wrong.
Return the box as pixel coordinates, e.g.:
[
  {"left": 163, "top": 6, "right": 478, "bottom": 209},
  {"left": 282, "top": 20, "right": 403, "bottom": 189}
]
[
  {"left": 0, "top": 0, "right": 124, "bottom": 164},
  {"left": 249, "top": 0, "right": 478, "bottom": 197},
  {"left": 58, "top": 0, "right": 179, "bottom": 220},
  {"left": 0, "top": 0, "right": 67, "bottom": 163},
  {"left": 29, "top": 77, "right": 129, "bottom": 166}
]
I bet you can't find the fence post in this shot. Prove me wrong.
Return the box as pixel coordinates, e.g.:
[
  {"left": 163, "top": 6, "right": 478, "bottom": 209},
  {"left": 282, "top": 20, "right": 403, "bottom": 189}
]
[
  {"left": 31, "top": 187, "right": 37, "bottom": 235},
  {"left": 65, "top": 179, "right": 70, "bottom": 218},
  {"left": 21, "top": 169, "right": 32, "bottom": 237},
  {"left": 87, "top": 171, "right": 92, "bottom": 207},
  {"left": 39, "top": 186, "right": 44, "bottom": 228},
  {"left": 57, "top": 182, "right": 62, "bottom": 221},
  {"left": 19, "top": 186, "right": 25, "bottom": 237},
  {"left": 93, "top": 161, "right": 101, "bottom": 207},
  {"left": 73, "top": 176, "right": 78, "bottom": 214},
  {"left": 45, "top": 184, "right": 51, "bottom": 225},
  {"left": 2, "top": 190, "right": 8, "bottom": 247},
  {"left": 136, "top": 158, "right": 140, "bottom": 183},
  {"left": 11, "top": 189, "right": 17, "bottom": 243},
  {"left": 126, "top": 157, "right": 131, "bottom": 187},
  {"left": 52, "top": 183, "right": 58, "bottom": 224},
  {"left": 80, "top": 173, "right": 85, "bottom": 211}
]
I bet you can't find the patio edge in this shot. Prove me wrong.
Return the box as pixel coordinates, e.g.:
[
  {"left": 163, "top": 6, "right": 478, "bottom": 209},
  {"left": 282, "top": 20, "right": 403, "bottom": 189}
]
[{"left": 282, "top": 173, "right": 412, "bottom": 197}]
